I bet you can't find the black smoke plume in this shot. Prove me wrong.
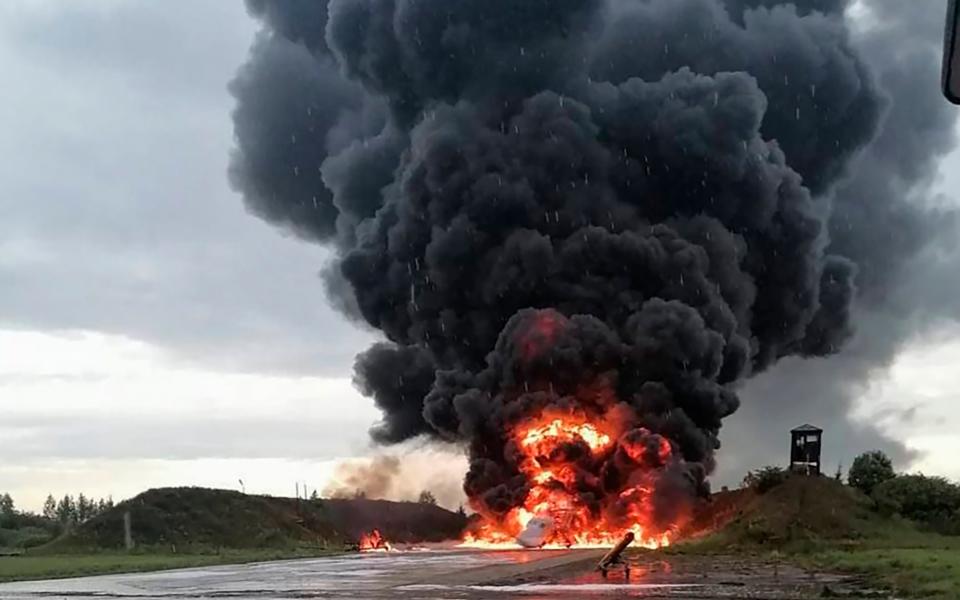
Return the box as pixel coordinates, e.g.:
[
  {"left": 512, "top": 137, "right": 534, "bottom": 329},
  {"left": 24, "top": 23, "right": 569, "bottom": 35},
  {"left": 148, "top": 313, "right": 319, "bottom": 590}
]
[{"left": 229, "top": 0, "right": 951, "bottom": 527}]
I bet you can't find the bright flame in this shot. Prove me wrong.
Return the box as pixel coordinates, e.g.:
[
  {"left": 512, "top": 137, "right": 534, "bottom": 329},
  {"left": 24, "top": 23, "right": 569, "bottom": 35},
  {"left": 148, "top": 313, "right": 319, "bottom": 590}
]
[
  {"left": 521, "top": 419, "right": 611, "bottom": 452},
  {"left": 358, "top": 528, "right": 392, "bottom": 552},
  {"left": 461, "top": 411, "right": 681, "bottom": 550}
]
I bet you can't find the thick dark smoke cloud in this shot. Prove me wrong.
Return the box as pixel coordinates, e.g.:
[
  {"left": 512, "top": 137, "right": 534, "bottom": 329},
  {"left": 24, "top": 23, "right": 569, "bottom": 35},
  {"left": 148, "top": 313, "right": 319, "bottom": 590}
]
[
  {"left": 719, "top": 0, "right": 960, "bottom": 484},
  {"left": 244, "top": 0, "right": 330, "bottom": 53},
  {"left": 228, "top": 31, "right": 358, "bottom": 241},
  {"left": 229, "top": 0, "right": 958, "bottom": 513},
  {"left": 592, "top": 0, "right": 881, "bottom": 196},
  {"left": 723, "top": 0, "right": 848, "bottom": 21}
]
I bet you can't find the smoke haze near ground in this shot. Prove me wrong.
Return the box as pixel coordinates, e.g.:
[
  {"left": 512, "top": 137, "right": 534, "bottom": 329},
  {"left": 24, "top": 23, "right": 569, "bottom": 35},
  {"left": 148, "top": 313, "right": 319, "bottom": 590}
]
[{"left": 322, "top": 451, "right": 467, "bottom": 509}]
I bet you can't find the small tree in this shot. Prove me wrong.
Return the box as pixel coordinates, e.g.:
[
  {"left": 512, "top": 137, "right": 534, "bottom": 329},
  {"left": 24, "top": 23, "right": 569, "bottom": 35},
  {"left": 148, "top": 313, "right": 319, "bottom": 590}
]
[
  {"left": 0, "top": 493, "right": 14, "bottom": 527},
  {"left": 0, "top": 493, "right": 14, "bottom": 517},
  {"left": 56, "top": 495, "right": 77, "bottom": 524},
  {"left": 76, "top": 493, "right": 93, "bottom": 523},
  {"left": 849, "top": 451, "right": 895, "bottom": 496},
  {"left": 418, "top": 490, "right": 437, "bottom": 505},
  {"left": 310, "top": 489, "right": 320, "bottom": 502},
  {"left": 834, "top": 463, "right": 844, "bottom": 482},
  {"left": 43, "top": 495, "right": 57, "bottom": 520}
]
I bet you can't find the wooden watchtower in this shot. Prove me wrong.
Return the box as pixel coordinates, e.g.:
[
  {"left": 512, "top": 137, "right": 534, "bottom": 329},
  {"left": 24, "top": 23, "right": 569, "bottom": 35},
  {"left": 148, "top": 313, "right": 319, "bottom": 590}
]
[{"left": 790, "top": 424, "right": 822, "bottom": 475}]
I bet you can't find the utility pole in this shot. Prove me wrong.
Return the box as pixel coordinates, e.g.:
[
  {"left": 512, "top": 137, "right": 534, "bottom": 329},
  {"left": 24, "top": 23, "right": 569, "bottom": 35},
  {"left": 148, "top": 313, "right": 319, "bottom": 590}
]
[
  {"left": 123, "top": 511, "right": 134, "bottom": 551},
  {"left": 295, "top": 482, "right": 302, "bottom": 519}
]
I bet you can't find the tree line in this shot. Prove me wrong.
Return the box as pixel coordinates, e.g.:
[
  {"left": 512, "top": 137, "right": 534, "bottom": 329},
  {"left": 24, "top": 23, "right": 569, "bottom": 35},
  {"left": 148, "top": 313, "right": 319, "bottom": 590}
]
[
  {"left": 0, "top": 492, "right": 115, "bottom": 529},
  {"left": 42, "top": 493, "right": 116, "bottom": 525}
]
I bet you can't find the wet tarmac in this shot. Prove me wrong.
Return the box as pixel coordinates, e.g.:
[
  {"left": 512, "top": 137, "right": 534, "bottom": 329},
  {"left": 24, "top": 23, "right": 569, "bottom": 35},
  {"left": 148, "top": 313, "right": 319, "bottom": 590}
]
[{"left": 0, "top": 550, "right": 883, "bottom": 599}]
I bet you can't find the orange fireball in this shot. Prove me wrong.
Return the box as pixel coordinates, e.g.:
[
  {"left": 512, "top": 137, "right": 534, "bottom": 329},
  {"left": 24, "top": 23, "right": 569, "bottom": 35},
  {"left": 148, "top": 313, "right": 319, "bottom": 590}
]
[{"left": 461, "top": 409, "right": 684, "bottom": 549}]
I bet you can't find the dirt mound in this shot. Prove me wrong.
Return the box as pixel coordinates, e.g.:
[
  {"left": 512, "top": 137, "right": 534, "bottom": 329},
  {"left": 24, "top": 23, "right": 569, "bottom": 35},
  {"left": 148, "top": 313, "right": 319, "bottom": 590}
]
[
  {"left": 320, "top": 497, "right": 466, "bottom": 543},
  {"left": 683, "top": 486, "right": 757, "bottom": 538},
  {"left": 43, "top": 487, "right": 467, "bottom": 552},
  {"left": 686, "top": 476, "right": 885, "bottom": 549}
]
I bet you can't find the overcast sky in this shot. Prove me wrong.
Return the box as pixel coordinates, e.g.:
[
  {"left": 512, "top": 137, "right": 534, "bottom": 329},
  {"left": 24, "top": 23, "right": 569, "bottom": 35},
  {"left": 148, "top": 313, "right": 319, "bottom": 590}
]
[{"left": 1, "top": 0, "right": 959, "bottom": 512}]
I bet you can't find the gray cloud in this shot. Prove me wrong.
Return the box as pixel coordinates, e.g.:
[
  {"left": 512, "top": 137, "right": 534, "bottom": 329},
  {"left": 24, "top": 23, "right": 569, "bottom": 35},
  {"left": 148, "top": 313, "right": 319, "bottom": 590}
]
[
  {"left": 0, "top": 1, "right": 376, "bottom": 377},
  {"left": 718, "top": 0, "right": 960, "bottom": 484},
  {"left": 0, "top": 414, "right": 374, "bottom": 462}
]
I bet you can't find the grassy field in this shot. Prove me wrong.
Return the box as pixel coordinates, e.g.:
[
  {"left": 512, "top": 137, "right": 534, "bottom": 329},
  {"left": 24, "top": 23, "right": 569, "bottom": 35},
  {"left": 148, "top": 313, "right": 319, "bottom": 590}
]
[
  {"left": 668, "top": 532, "right": 960, "bottom": 598},
  {"left": 0, "top": 548, "right": 341, "bottom": 583},
  {"left": 804, "top": 536, "right": 960, "bottom": 598},
  {"left": 666, "top": 477, "right": 960, "bottom": 598}
]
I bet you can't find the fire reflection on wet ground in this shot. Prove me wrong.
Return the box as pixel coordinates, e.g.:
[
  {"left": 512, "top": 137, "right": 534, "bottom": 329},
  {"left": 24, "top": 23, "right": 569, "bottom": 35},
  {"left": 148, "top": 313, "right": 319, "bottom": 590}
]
[{"left": 0, "top": 550, "right": 876, "bottom": 599}]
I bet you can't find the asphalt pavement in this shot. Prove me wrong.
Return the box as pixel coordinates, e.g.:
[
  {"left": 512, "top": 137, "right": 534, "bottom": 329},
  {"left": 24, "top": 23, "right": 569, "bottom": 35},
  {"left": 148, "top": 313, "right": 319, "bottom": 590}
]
[
  {"left": 0, "top": 549, "right": 609, "bottom": 599},
  {"left": 0, "top": 549, "right": 872, "bottom": 599}
]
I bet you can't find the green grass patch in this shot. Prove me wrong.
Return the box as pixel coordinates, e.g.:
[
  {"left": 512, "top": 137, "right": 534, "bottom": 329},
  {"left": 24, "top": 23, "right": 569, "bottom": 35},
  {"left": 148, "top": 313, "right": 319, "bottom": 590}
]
[
  {"left": 805, "top": 546, "right": 960, "bottom": 598},
  {"left": 787, "top": 500, "right": 960, "bottom": 597},
  {"left": 669, "top": 476, "right": 960, "bottom": 598},
  {"left": 0, "top": 548, "right": 342, "bottom": 583},
  {"left": 670, "top": 527, "right": 960, "bottom": 598},
  {"left": 0, "top": 527, "right": 53, "bottom": 549}
]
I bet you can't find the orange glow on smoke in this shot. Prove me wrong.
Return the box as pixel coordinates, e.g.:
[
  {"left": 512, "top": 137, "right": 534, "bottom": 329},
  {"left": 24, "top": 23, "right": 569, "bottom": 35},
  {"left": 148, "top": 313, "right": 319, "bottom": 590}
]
[
  {"left": 516, "top": 310, "right": 564, "bottom": 362},
  {"left": 461, "top": 410, "right": 680, "bottom": 550},
  {"left": 358, "top": 529, "right": 392, "bottom": 552}
]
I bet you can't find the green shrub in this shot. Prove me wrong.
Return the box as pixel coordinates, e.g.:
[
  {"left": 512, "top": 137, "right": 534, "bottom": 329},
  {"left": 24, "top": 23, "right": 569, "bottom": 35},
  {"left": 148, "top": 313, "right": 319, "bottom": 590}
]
[
  {"left": 872, "top": 474, "right": 960, "bottom": 534},
  {"left": 849, "top": 451, "right": 895, "bottom": 496},
  {"left": 0, "top": 526, "right": 55, "bottom": 550},
  {"left": 743, "top": 466, "right": 789, "bottom": 494}
]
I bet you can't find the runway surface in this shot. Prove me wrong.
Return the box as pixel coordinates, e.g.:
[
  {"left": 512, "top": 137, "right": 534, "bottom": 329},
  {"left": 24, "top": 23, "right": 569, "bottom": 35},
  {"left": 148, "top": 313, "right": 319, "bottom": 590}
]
[
  {"left": 0, "top": 549, "right": 870, "bottom": 599},
  {"left": 0, "top": 549, "right": 606, "bottom": 599}
]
